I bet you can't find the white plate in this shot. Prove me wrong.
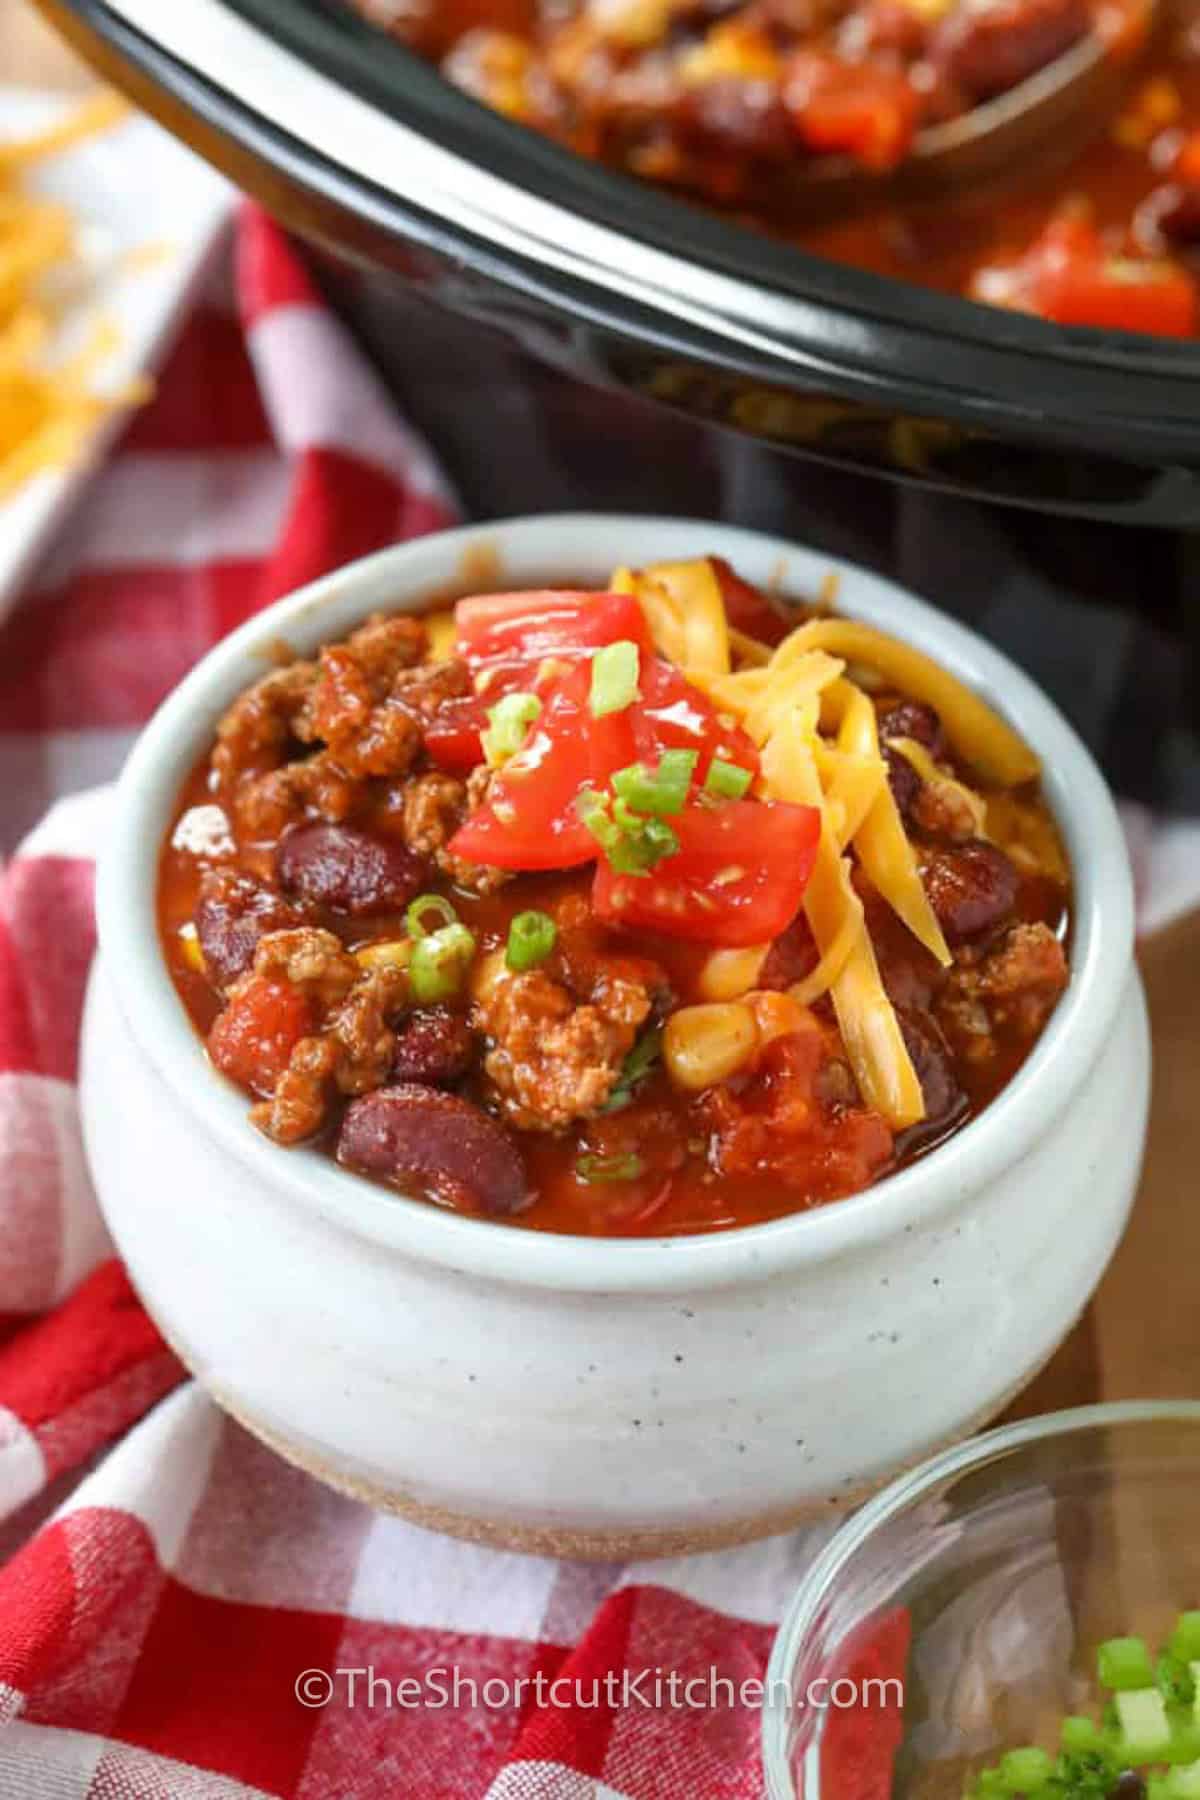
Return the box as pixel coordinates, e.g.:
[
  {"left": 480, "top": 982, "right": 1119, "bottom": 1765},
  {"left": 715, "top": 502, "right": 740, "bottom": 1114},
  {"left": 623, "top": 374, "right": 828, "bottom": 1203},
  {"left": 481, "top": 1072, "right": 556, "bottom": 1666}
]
[{"left": 0, "top": 89, "right": 233, "bottom": 618}]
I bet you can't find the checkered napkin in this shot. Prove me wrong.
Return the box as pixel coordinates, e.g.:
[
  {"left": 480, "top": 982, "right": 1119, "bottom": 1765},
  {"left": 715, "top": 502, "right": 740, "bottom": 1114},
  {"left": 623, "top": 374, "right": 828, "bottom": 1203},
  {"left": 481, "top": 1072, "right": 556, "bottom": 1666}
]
[
  {"left": 0, "top": 204, "right": 834, "bottom": 1800},
  {"left": 0, "top": 202, "right": 1188, "bottom": 1800}
]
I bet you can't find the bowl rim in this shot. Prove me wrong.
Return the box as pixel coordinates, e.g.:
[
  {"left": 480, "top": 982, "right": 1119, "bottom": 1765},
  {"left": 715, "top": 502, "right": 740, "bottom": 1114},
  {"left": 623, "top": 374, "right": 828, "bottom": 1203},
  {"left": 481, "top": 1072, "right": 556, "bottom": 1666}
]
[
  {"left": 95, "top": 511, "right": 1134, "bottom": 1295},
  {"left": 61, "top": 0, "right": 1200, "bottom": 452},
  {"left": 761, "top": 1397, "right": 1200, "bottom": 1800}
]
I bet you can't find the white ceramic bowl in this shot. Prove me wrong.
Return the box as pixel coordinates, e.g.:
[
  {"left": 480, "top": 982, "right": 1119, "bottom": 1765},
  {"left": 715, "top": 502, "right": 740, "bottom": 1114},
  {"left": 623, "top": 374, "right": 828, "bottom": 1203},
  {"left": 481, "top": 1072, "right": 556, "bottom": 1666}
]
[{"left": 82, "top": 514, "right": 1149, "bottom": 1558}]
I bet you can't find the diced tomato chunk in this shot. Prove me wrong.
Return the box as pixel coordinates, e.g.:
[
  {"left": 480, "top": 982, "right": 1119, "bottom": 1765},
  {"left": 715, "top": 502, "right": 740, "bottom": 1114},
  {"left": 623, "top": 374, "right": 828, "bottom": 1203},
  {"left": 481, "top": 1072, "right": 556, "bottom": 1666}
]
[
  {"left": 711, "top": 557, "right": 793, "bottom": 648},
  {"left": 448, "top": 647, "right": 758, "bottom": 875},
  {"left": 784, "top": 51, "right": 920, "bottom": 170},
  {"left": 456, "top": 589, "right": 652, "bottom": 695},
  {"left": 632, "top": 659, "right": 759, "bottom": 787},
  {"left": 448, "top": 660, "right": 639, "bottom": 870},
  {"left": 424, "top": 694, "right": 490, "bottom": 771},
  {"left": 592, "top": 797, "right": 820, "bottom": 947},
  {"left": 207, "top": 975, "right": 313, "bottom": 1096},
  {"left": 973, "top": 208, "right": 1198, "bottom": 336},
  {"left": 1174, "top": 129, "right": 1200, "bottom": 189}
]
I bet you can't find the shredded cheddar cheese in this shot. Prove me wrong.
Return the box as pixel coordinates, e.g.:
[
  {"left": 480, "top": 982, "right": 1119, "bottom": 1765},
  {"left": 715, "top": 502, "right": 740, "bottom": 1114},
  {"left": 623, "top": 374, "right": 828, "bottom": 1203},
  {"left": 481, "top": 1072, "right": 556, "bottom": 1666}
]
[
  {"left": 610, "top": 556, "right": 1042, "bottom": 1132},
  {"left": 889, "top": 735, "right": 987, "bottom": 839},
  {"left": 761, "top": 726, "right": 925, "bottom": 1128},
  {"left": 0, "top": 93, "right": 147, "bottom": 501},
  {"left": 773, "top": 618, "right": 1040, "bottom": 786},
  {"left": 613, "top": 557, "right": 731, "bottom": 676}
]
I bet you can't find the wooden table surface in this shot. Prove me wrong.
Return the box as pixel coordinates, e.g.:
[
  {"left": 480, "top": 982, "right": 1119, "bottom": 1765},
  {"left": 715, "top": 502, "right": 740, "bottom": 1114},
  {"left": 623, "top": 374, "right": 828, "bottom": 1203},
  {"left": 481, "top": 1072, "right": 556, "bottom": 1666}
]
[{"left": 4, "top": 0, "right": 1197, "bottom": 1416}]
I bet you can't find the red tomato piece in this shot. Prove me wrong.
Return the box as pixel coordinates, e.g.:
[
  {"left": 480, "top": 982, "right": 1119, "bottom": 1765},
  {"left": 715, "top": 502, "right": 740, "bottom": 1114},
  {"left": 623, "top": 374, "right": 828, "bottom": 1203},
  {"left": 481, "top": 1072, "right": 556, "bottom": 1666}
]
[
  {"left": 423, "top": 694, "right": 490, "bottom": 772},
  {"left": 592, "top": 798, "right": 819, "bottom": 947},
  {"left": 711, "top": 557, "right": 793, "bottom": 648},
  {"left": 207, "top": 976, "right": 313, "bottom": 1097},
  {"left": 818, "top": 1608, "right": 910, "bottom": 1800},
  {"left": 974, "top": 209, "right": 1198, "bottom": 336},
  {"left": 784, "top": 52, "right": 920, "bottom": 170},
  {"left": 448, "top": 660, "right": 639, "bottom": 870},
  {"left": 634, "top": 660, "right": 760, "bottom": 786},
  {"left": 457, "top": 589, "right": 652, "bottom": 694}
]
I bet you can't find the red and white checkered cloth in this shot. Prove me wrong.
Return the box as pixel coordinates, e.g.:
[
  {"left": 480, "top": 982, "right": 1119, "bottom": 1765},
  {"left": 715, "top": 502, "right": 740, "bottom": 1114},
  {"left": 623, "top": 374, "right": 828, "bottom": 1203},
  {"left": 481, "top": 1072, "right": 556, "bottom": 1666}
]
[
  {"left": 0, "top": 203, "right": 1188, "bottom": 1800},
  {"left": 0, "top": 205, "right": 831, "bottom": 1800}
]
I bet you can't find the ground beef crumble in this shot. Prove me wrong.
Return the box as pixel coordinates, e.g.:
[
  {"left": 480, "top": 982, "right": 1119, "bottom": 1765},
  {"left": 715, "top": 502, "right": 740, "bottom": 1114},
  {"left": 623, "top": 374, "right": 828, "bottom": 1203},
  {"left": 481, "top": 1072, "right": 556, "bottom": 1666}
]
[
  {"left": 937, "top": 920, "right": 1068, "bottom": 1063},
  {"left": 401, "top": 770, "right": 511, "bottom": 896},
  {"left": 472, "top": 916, "right": 667, "bottom": 1132}
]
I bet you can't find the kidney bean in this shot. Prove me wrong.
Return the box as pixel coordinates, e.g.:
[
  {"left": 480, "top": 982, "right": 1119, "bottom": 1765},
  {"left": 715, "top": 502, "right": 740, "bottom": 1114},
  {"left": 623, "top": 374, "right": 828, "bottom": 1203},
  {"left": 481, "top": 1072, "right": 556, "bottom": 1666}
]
[
  {"left": 922, "top": 840, "right": 1019, "bottom": 944},
  {"left": 276, "top": 823, "right": 430, "bottom": 916},
  {"left": 897, "top": 1006, "right": 965, "bottom": 1133},
  {"left": 929, "top": 0, "right": 1089, "bottom": 100},
  {"left": 676, "top": 78, "right": 795, "bottom": 158},
  {"left": 878, "top": 699, "right": 946, "bottom": 818},
  {"left": 338, "top": 1086, "right": 529, "bottom": 1215},
  {"left": 758, "top": 914, "right": 820, "bottom": 990},
  {"left": 195, "top": 869, "right": 301, "bottom": 989},
  {"left": 879, "top": 699, "right": 945, "bottom": 756},
  {"left": 390, "top": 1006, "right": 476, "bottom": 1086}
]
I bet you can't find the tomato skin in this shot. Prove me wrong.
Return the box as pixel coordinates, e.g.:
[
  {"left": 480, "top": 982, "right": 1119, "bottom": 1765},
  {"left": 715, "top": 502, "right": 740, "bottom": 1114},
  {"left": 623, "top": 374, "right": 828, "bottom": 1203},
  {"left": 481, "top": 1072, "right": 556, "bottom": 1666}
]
[
  {"left": 448, "top": 645, "right": 758, "bottom": 875},
  {"left": 592, "top": 799, "right": 820, "bottom": 947},
  {"left": 207, "top": 976, "right": 313, "bottom": 1096},
  {"left": 784, "top": 51, "right": 920, "bottom": 169},
  {"left": 448, "top": 662, "right": 639, "bottom": 870},
  {"left": 974, "top": 209, "right": 1198, "bottom": 336},
  {"left": 457, "top": 590, "right": 652, "bottom": 687},
  {"left": 711, "top": 557, "right": 793, "bottom": 647},
  {"left": 633, "top": 660, "right": 759, "bottom": 786},
  {"left": 423, "top": 694, "right": 489, "bottom": 771}
]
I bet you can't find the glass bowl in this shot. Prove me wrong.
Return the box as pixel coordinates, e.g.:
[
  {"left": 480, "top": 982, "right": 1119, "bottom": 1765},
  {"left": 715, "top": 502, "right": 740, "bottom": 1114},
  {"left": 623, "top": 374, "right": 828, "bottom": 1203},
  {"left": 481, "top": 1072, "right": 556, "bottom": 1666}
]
[{"left": 763, "top": 1402, "right": 1200, "bottom": 1799}]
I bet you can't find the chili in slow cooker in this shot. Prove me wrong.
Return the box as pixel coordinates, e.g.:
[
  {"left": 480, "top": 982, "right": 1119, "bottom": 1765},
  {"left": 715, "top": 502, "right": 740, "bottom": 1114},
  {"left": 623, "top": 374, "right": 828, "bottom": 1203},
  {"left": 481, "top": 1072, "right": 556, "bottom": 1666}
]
[
  {"left": 158, "top": 555, "right": 1070, "bottom": 1237},
  {"left": 350, "top": 0, "right": 1200, "bottom": 336}
]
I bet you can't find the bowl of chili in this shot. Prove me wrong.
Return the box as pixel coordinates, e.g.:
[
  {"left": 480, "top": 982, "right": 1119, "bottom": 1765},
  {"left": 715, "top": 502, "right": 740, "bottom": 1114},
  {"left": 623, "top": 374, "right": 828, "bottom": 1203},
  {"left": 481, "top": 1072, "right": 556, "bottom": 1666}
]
[{"left": 82, "top": 514, "right": 1146, "bottom": 1556}]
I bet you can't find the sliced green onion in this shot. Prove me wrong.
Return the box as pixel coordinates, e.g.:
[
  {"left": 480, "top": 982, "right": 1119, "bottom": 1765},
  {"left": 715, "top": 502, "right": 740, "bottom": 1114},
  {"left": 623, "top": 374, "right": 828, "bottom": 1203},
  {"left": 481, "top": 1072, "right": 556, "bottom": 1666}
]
[
  {"left": 612, "top": 748, "right": 697, "bottom": 817},
  {"left": 577, "top": 787, "right": 678, "bottom": 876},
  {"left": 577, "top": 786, "right": 621, "bottom": 854},
  {"left": 590, "top": 640, "right": 640, "bottom": 717},
  {"left": 601, "top": 1024, "right": 663, "bottom": 1112},
  {"left": 996, "top": 1749, "right": 1054, "bottom": 1794},
  {"left": 1114, "top": 1688, "right": 1170, "bottom": 1759},
  {"left": 409, "top": 921, "right": 477, "bottom": 1002},
  {"left": 406, "top": 893, "right": 458, "bottom": 940},
  {"left": 705, "top": 756, "right": 753, "bottom": 799},
  {"left": 1167, "top": 1761, "right": 1200, "bottom": 1800},
  {"left": 610, "top": 816, "right": 678, "bottom": 875},
  {"left": 1099, "top": 1637, "right": 1156, "bottom": 1692},
  {"left": 506, "top": 910, "right": 557, "bottom": 972},
  {"left": 1158, "top": 1651, "right": 1195, "bottom": 1709},
  {"left": 1059, "top": 1717, "right": 1104, "bottom": 1754},
  {"left": 576, "top": 1152, "right": 644, "bottom": 1184},
  {"left": 483, "top": 691, "right": 540, "bottom": 766}
]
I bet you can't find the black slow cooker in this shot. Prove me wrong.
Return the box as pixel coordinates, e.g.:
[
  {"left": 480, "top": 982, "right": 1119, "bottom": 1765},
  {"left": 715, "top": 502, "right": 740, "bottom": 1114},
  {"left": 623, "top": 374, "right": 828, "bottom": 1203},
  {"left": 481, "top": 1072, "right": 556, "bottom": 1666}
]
[{"left": 34, "top": 0, "right": 1200, "bottom": 803}]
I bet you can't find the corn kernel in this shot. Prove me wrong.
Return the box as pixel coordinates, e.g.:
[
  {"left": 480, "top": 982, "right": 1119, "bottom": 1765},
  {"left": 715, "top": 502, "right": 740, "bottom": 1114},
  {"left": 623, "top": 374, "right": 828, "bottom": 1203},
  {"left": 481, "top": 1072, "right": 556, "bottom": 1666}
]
[
  {"left": 424, "top": 609, "right": 457, "bottom": 662},
  {"left": 354, "top": 940, "right": 411, "bottom": 972},
  {"left": 663, "top": 1002, "right": 758, "bottom": 1092},
  {"left": 697, "top": 945, "right": 770, "bottom": 1000},
  {"left": 178, "top": 922, "right": 205, "bottom": 974}
]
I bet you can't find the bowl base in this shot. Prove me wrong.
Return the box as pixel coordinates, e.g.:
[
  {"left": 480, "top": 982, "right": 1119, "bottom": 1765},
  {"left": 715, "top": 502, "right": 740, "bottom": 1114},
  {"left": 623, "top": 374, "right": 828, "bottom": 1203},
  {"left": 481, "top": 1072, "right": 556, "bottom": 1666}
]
[{"left": 196, "top": 1337, "right": 1076, "bottom": 1560}]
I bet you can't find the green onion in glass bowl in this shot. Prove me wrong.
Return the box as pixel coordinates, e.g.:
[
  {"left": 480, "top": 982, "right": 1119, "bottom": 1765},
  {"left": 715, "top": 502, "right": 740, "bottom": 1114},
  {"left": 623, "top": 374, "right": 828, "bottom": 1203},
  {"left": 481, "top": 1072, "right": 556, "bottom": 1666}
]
[{"left": 763, "top": 1403, "right": 1200, "bottom": 1800}]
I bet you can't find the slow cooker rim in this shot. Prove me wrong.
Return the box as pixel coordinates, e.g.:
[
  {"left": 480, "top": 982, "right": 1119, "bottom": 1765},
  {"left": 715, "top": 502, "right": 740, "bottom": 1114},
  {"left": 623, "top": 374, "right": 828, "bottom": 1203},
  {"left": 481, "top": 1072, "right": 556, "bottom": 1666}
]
[{"left": 51, "top": 0, "right": 1200, "bottom": 455}]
